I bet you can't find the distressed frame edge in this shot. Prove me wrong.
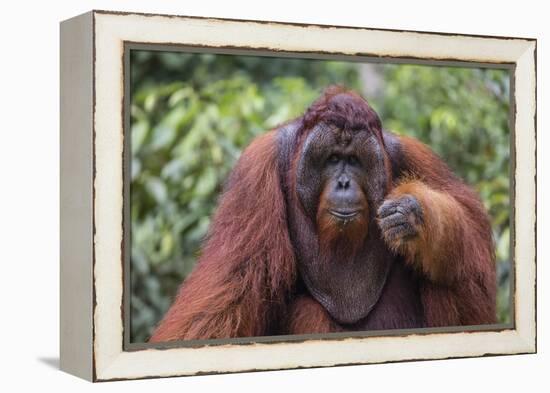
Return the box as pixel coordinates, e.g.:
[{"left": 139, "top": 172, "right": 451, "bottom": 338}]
[
  {"left": 512, "top": 40, "right": 537, "bottom": 354},
  {"left": 88, "top": 11, "right": 537, "bottom": 382},
  {"left": 91, "top": 9, "right": 537, "bottom": 42}
]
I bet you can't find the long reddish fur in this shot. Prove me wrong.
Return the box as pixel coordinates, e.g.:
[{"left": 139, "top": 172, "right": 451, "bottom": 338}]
[
  {"left": 391, "top": 136, "right": 496, "bottom": 326},
  {"left": 149, "top": 131, "right": 296, "bottom": 342}
]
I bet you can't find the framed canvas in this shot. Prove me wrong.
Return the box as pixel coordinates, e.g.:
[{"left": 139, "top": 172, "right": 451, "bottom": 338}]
[{"left": 60, "top": 10, "right": 537, "bottom": 382}]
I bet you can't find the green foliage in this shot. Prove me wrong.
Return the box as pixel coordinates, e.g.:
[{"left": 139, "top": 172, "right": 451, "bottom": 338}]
[{"left": 130, "top": 51, "right": 511, "bottom": 342}]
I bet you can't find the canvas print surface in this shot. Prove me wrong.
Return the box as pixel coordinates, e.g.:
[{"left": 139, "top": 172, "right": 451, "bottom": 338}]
[{"left": 128, "top": 49, "right": 511, "bottom": 344}]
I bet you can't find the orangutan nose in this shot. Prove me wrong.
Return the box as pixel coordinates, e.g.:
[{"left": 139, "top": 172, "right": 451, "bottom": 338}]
[{"left": 337, "top": 174, "right": 350, "bottom": 190}]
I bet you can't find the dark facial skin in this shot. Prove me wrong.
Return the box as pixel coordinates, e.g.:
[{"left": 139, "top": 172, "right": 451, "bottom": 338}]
[
  {"left": 316, "top": 141, "right": 367, "bottom": 223},
  {"left": 296, "top": 123, "right": 388, "bottom": 220}
]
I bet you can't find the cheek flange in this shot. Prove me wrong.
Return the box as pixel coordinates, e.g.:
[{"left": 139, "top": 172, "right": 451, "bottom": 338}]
[{"left": 295, "top": 128, "right": 330, "bottom": 220}]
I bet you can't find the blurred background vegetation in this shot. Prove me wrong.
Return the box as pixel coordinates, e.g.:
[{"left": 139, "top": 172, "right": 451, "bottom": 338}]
[{"left": 130, "top": 50, "right": 511, "bottom": 343}]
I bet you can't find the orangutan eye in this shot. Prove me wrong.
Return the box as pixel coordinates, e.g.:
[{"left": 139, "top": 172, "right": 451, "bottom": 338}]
[
  {"left": 327, "top": 154, "right": 340, "bottom": 165},
  {"left": 348, "top": 155, "right": 360, "bottom": 166}
]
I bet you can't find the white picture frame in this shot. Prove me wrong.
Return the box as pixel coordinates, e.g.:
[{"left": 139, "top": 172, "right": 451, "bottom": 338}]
[{"left": 60, "top": 10, "right": 536, "bottom": 382}]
